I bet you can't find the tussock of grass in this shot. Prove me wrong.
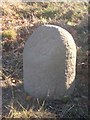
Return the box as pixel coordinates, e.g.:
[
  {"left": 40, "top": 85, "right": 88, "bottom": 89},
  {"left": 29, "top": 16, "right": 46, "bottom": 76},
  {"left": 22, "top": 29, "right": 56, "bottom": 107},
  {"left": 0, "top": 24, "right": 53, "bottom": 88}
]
[
  {"left": 7, "top": 102, "right": 56, "bottom": 118},
  {"left": 8, "top": 107, "right": 55, "bottom": 118}
]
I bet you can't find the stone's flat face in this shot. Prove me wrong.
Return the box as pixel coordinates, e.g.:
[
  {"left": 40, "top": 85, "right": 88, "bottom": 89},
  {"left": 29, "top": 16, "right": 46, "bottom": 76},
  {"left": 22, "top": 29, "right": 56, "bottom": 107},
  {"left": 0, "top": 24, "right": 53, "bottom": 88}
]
[{"left": 23, "top": 25, "right": 76, "bottom": 99}]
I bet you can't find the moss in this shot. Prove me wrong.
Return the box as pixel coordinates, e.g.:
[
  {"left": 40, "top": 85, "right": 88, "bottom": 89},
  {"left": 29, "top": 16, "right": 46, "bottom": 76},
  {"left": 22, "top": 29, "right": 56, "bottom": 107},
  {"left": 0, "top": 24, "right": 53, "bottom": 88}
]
[{"left": 2, "top": 29, "right": 17, "bottom": 39}]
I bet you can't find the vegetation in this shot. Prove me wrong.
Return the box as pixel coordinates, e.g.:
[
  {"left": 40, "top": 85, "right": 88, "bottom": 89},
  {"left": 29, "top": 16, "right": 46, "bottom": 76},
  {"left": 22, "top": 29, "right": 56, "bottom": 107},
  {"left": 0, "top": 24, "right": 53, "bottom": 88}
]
[
  {"left": 2, "top": 29, "right": 17, "bottom": 39},
  {"left": 7, "top": 101, "right": 56, "bottom": 118},
  {"left": 1, "top": 1, "right": 89, "bottom": 119}
]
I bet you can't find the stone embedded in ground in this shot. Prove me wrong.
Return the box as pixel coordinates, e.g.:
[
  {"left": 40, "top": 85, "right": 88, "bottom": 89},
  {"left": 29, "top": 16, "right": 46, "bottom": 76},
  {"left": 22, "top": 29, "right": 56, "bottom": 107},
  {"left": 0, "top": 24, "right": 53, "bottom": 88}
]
[{"left": 23, "top": 25, "right": 76, "bottom": 99}]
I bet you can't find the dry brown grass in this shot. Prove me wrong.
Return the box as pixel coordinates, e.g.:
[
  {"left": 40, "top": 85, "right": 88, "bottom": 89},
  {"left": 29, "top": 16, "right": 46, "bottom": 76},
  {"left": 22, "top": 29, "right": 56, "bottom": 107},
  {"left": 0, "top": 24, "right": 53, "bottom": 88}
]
[
  {"left": 2, "top": 2, "right": 88, "bottom": 119},
  {"left": 7, "top": 101, "right": 56, "bottom": 118}
]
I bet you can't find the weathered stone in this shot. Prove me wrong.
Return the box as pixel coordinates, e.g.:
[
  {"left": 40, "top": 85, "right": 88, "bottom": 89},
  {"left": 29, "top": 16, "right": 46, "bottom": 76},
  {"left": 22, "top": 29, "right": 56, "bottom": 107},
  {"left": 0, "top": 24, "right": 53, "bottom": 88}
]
[{"left": 23, "top": 25, "right": 76, "bottom": 99}]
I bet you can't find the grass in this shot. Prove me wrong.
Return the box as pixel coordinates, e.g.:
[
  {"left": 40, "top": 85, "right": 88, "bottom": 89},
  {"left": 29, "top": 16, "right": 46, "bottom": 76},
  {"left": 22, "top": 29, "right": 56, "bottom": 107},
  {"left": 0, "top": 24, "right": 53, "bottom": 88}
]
[
  {"left": 8, "top": 108, "right": 53, "bottom": 118},
  {"left": 1, "top": 2, "right": 88, "bottom": 119},
  {"left": 7, "top": 101, "right": 56, "bottom": 118},
  {"left": 2, "top": 29, "right": 17, "bottom": 39}
]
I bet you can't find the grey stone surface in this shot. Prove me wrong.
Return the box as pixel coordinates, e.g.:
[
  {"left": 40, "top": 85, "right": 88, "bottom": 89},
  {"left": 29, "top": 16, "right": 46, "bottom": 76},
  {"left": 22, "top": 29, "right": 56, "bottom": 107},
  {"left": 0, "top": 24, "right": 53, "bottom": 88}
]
[{"left": 23, "top": 25, "right": 76, "bottom": 99}]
